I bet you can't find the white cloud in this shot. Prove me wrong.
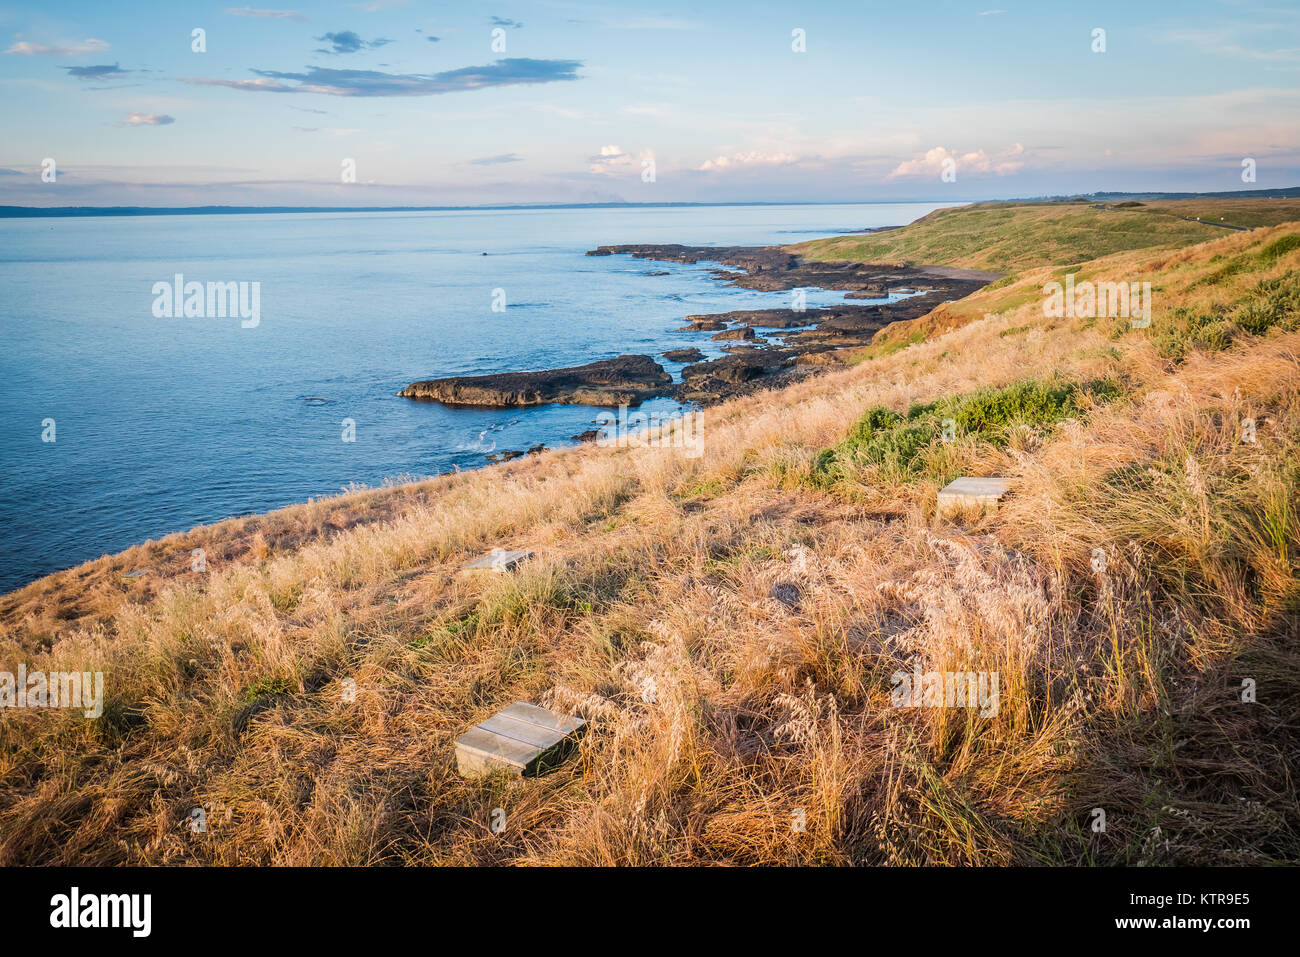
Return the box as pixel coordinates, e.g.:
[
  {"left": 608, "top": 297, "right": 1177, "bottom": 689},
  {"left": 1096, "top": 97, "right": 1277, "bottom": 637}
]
[
  {"left": 4, "top": 38, "right": 109, "bottom": 57},
  {"left": 888, "top": 143, "right": 1024, "bottom": 179},
  {"left": 122, "top": 112, "right": 175, "bottom": 126},
  {"left": 620, "top": 104, "right": 669, "bottom": 116},
  {"left": 698, "top": 151, "right": 799, "bottom": 171},
  {"left": 225, "top": 7, "right": 307, "bottom": 19},
  {"left": 588, "top": 144, "right": 631, "bottom": 174},
  {"left": 1161, "top": 28, "right": 1300, "bottom": 63},
  {"left": 588, "top": 145, "right": 656, "bottom": 176}
]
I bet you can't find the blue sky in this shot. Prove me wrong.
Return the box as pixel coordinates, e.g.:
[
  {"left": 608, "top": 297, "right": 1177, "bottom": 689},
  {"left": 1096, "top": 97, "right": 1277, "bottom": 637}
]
[{"left": 1, "top": 0, "right": 1298, "bottom": 206}]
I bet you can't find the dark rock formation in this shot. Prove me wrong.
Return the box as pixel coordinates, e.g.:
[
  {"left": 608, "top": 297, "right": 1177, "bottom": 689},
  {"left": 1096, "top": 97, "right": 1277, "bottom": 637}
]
[
  {"left": 678, "top": 316, "right": 728, "bottom": 331},
  {"left": 489, "top": 444, "right": 547, "bottom": 462},
  {"left": 400, "top": 355, "right": 671, "bottom": 408},
  {"left": 844, "top": 283, "right": 890, "bottom": 299},
  {"left": 710, "top": 326, "right": 755, "bottom": 341},
  {"left": 771, "top": 582, "right": 802, "bottom": 609},
  {"left": 674, "top": 354, "right": 788, "bottom": 402},
  {"left": 681, "top": 354, "right": 770, "bottom": 385},
  {"left": 588, "top": 243, "right": 1000, "bottom": 293},
  {"left": 662, "top": 347, "right": 705, "bottom": 362}
]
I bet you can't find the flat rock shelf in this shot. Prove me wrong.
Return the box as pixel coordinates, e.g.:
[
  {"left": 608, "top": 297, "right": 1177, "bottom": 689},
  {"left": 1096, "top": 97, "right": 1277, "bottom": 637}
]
[
  {"left": 454, "top": 702, "right": 587, "bottom": 778},
  {"left": 936, "top": 477, "right": 1014, "bottom": 518}
]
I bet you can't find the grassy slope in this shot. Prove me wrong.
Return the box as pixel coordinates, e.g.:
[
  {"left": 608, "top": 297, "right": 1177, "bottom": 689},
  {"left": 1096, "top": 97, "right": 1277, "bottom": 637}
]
[
  {"left": 2, "top": 213, "right": 1298, "bottom": 866},
  {"left": 796, "top": 198, "right": 1300, "bottom": 353},
  {"left": 794, "top": 198, "right": 1300, "bottom": 273}
]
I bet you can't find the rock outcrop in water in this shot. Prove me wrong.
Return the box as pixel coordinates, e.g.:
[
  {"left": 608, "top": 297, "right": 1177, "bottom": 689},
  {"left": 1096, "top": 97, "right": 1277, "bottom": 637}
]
[
  {"left": 710, "top": 326, "right": 755, "bottom": 341},
  {"left": 399, "top": 354, "right": 671, "bottom": 408},
  {"left": 401, "top": 244, "right": 1003, "bottom": 418},
  {"left": 577, "top": 244, "right": 1003, "bottom": 405},
  {"left": 586, "top": 243, "right": 1001, "bottom": 291}
]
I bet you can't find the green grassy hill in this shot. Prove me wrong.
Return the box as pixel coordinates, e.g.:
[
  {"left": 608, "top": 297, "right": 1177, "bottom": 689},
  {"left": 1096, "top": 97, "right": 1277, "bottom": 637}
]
[{"left": 793, "top": 198, "right": 1300, "bottom": 274}]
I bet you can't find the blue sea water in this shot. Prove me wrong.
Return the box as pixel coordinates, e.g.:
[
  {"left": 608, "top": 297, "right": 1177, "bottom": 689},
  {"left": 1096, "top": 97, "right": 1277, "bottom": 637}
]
[{"left": 0, "top": 202, "right": 952, "bottom": 593}]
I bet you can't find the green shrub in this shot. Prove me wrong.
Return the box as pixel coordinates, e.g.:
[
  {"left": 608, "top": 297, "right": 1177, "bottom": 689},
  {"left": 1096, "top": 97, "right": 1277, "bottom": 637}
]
[
  {"left": 244, "top": 676, "right": 294, "bottom": 702},
  {"left": 810, "top": 376, "right": 1121, "bottom": 486},
  {"left": 1259, "top": 234, "right": 1300, "bottom": 263},
  {"left": 1155, "top": 270, "right": 1300, "bottom": 359}
]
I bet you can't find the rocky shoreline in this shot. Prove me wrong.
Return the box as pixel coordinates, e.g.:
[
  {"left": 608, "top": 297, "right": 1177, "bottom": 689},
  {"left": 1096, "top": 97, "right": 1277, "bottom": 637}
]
[{"left": 398, "top": 242, "right": 1000, "bottom": 414}]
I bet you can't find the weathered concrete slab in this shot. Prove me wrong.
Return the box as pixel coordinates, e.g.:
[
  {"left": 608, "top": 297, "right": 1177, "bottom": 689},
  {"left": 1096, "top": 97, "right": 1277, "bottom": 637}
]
[
  {"left": 937, "top": 477, "right": 1013, "bottom": 518},
  {"left": 455, "top": 701, "right": 586, "bottom": 778},
  {"left": 463, "top": 548, "right": 532, "bottom": 572}
]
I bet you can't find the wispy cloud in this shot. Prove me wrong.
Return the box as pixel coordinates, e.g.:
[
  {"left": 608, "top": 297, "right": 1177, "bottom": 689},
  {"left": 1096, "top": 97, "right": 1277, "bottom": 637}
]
[
  {"left": 186, "top": 58, "right": 582, "bottom": 96},
  {"left": 4, "top": 38, "right": 108, "bottom": 57},
  {"left": 469, "top": 152, "right": 523, "bottom": 165},
  {"left": 535, "top": 102, "right": 588, "bottom": 119},
  {"left": 225, "top": 7, "right": 306, "bottom": 19},
  {"left": 315, "top": 30, "right": 391, "bottom": 54},
  {"left": 1161, "top": 28, "right": 1300, "bottom": 63},
  {"left": 120, "top": 112, "right": 175, "bottom": 126},
  {"left": 620, "top": 103, "right": 669, "bottom": 116},
  {"left": 698, "top": 151, "right": 799, "bottom": 172},
  {"left": 611, "top": 17, "right": 693, "bottom": 30},
  {"left": 489, "top": 17, "right": 524, "bottom": 29},
  {"left": 64, "top": 63, "right": 131, "bottom": 80}
]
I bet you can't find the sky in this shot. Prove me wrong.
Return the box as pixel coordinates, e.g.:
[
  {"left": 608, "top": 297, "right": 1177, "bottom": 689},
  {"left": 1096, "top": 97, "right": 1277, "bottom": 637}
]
[{"left": 1, "top": 0, "right": 1298, "bottom": 206}]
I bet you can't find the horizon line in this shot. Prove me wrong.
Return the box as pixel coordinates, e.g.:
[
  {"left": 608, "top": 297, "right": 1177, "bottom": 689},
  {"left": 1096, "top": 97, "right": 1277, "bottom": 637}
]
[{"left": 2, "top": 186, "right": 1298, "bottom": 219}]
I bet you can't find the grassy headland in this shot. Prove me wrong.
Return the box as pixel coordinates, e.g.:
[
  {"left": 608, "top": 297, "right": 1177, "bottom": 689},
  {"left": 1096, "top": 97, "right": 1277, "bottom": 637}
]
[
  {"left": 2, "top": 202, "right": 1298, "bottom": 865},
  {"left": 796, "top": 198, "right": 1300, "bottom": 356},
  {"left": 793, "top": 198, "right": 1300, "bottom": 272}
]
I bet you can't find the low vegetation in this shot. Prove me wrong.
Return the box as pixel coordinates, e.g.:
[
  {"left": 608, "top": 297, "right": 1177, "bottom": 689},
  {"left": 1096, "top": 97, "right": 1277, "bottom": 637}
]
[
  {"left": 1, "top": 207, "right": 1298, "bottom": 866},
  {"left": 1156, "top": 269, "right": 1300, "bottom": 358},
  {"left": 810, "top": 376, "right": 1121, "bottom": 487}
]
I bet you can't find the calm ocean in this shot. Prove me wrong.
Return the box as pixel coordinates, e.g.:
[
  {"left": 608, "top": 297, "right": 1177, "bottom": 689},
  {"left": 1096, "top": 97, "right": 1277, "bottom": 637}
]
[{"left": 0, "top": 202, "right": 951, "bottom": 593}]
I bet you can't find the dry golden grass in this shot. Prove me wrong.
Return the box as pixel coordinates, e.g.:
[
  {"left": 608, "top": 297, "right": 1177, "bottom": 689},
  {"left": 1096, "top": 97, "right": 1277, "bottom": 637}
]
[{"left": 2, "top": 222, "right": 1298, "bottom": 866}]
